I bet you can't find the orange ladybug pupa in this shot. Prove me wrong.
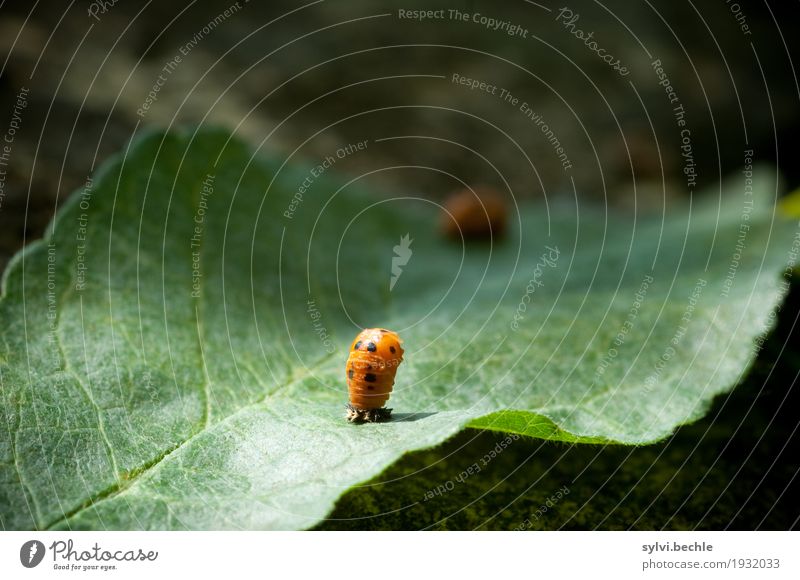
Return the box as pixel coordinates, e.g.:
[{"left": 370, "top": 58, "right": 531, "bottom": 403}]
[{"left": 345, "top": 328, "right": 404, "bottom": 423}]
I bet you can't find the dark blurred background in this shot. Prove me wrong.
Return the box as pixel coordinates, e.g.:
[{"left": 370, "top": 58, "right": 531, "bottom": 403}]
[
  {"left": 1, "top": 0, "right": 799, "bottom": 529},
  {"left": 2, "top": 0, "right": 800, "bottom": 269}
]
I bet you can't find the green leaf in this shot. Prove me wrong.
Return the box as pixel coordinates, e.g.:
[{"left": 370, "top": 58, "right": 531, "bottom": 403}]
[{"left": 0, "top": 128, "right": 794, "bottom": 530}]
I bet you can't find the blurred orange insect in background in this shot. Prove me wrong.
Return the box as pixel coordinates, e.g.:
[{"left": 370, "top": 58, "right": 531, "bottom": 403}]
[
  {"left": 440, "top": 185, "right": 508, "bottom": 241},
  {"left": 345, "top": 328, "right": 404, "bottom": 423}
]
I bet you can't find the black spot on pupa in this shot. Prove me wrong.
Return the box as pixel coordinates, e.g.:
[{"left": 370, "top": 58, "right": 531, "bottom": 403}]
[
  {"left": 365, "top": 373, "right": 377, "bottom": 382},
  {"left": 354, "top": 341, "right": 362, "bottom": 350},
  {"left": 367, "top": 342, "right": 377, "bottom": 352},
  {"left": 367, "top": 364, "right": 373, "bottom": 370},
  {"left": 379, "top": 328, "right": 389, "bottom": 332},
  {"left": 389, "top": 346, "right": 396, "bottom": 353},
  {"left": 367, "top": 386, "right": 375, "bottom": 390},
  {"left": 348, "top": 370, "right": 354, "bottom": 380}
]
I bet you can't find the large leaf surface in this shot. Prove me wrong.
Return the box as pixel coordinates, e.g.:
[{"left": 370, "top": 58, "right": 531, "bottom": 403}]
[{"left": 0, "top": 128, "right": 793, "bottom": 530}]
